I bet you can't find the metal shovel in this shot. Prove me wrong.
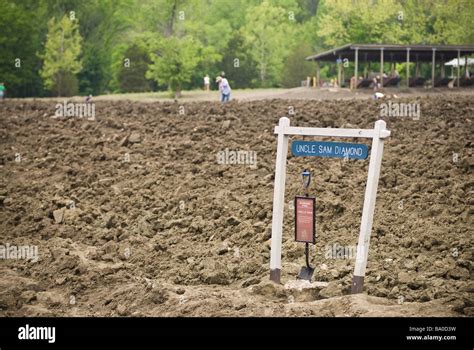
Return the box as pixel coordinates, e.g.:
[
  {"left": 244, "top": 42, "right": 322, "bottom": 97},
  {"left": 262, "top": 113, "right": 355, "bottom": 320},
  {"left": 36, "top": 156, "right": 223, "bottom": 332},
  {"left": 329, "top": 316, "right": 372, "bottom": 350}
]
[{"left": 298, "top": 242, "right": 314, "bottom": 281}]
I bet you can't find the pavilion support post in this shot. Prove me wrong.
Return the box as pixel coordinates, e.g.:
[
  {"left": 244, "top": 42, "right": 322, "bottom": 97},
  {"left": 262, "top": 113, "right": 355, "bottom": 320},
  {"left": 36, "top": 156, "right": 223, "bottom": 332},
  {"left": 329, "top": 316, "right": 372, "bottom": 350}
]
[
  {"left": 406, "top": 48, "right": 410, "bottom": 88},
  {"left": 441, "top": 54, "right": 445, "bottom": 78},
  {"left": 390, "top": 53, "right": 394, "bottom": 75},
  {"left": 342, "top": 61, "right": 345, "bottom": 87},
  {"left": 380, "top": 48, "right": 384, "bottom": 87},
  {"left": 415, "top": 54, "right": 419, "bottom": 78},
  {"left": 364, "top": 53, "right": 368, "bottom": 78},
  {"left": 354, "top": 47, "right": 359, "bottom": 90},
  {"left": 457, "top": 50, "right": 461, "bottom": 87},
  {"left": 465, "top": 55, "right": 468, "bottom": 77},
  {"left": 316, "top": 60, "right": 320, "bottom": 88},
  {"left": 431, "top": 48, "right": 436, "bottom": 89},
  {"left": 338, "top": 54, "right": 342, "bottom": 87}
]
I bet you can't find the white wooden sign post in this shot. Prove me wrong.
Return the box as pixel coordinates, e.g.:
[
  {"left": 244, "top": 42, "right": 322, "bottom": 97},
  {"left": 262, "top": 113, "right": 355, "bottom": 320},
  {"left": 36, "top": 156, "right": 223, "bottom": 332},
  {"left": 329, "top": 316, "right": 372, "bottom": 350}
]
[{"left": 269, "top": 117, "right": 390, "bottom": 294}]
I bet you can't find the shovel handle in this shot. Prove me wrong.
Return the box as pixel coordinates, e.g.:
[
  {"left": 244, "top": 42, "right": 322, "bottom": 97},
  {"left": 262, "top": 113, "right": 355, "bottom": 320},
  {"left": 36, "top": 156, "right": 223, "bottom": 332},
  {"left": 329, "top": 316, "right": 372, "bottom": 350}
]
[{"left": 305, "top": 242, "right": 311, "bottom": 269}]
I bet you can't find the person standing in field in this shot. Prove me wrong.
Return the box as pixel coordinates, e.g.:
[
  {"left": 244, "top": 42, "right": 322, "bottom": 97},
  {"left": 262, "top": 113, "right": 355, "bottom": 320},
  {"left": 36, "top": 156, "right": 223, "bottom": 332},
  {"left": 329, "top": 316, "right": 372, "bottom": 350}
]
[
  {"left": 0, "top": 83, "right": 6, "bottom": 100},
  {"left": 216, "top": 74, "right": 231, "bottom": 103},
  {"left": 204, "top": 75, "right": 210, "bottom": 92}
]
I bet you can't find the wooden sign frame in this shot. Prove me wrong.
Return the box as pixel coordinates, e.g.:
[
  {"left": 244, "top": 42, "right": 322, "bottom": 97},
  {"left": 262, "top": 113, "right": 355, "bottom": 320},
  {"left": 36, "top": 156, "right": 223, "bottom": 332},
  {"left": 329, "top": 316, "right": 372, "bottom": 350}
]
[{"left": 269, "top": 117, "right": 390, "bottom": 294}]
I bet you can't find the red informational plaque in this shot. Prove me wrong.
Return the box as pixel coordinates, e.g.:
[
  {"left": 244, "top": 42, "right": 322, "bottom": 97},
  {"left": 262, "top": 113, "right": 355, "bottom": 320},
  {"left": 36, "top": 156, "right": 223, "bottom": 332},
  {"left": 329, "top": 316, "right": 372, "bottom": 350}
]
[{"left": 295, "top": 196, "right": 316, "bottom": 244}]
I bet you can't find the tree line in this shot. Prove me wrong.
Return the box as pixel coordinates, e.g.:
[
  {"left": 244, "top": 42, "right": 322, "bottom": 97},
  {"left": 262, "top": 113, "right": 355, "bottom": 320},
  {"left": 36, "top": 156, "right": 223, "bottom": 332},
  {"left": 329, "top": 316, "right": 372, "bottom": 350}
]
[{"left": 1, "top": 0, "right": 473, "bottom": 97}]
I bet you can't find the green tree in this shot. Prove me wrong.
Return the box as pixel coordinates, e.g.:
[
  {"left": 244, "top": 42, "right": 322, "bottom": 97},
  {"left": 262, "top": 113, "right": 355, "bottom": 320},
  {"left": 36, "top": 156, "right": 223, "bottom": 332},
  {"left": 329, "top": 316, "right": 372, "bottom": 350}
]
[
  {"left": 430, "top": 0, "right": 474, "bottom": 44},
  {"left": 219, "top": 32, "right": 260, "bottom": 89},
  {"left": 39, "top": 14, "right": 83, "bottom": 96},
  {"left": 0, "top": 0, "right": 46, "bottom": 97},
  {"left": 242, "top": 0, "right": 297, "bottom": 86},
  {"left": 116, "top": 43, "right": 153, "bottom": 92},
  {"left": 42, "top": 0, "right": 134, "bottom": 95},
  {"left": 281, "top": 41, "right": 314, "bottom": 87},
  {"left": 146, "top": 35, "right": 201, "bottom": 97},
  {"left": 314, "top": 0, "right": 405, "bottom": 48}
]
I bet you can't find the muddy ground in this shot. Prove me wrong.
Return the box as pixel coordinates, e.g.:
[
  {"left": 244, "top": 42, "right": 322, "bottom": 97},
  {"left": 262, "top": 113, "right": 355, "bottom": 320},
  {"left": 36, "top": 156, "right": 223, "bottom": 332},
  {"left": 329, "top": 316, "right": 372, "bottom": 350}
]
[{"left": 0, "top": 94, "right": 472, "bottom": 316}]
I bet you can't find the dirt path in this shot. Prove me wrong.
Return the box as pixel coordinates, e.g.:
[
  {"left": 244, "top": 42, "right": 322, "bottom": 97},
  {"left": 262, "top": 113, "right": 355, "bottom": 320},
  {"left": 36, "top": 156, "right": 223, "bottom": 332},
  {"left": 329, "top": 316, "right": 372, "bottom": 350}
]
[{"left": 15, "top": 86, "right": 474, "bottom": 103}]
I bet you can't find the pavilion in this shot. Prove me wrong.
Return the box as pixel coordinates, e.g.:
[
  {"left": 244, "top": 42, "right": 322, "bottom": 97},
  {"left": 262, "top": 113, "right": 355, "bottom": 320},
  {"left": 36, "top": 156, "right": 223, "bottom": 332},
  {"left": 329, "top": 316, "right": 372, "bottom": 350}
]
[{"left": 306, "top": 44, "right": 474, "bottom": 89}]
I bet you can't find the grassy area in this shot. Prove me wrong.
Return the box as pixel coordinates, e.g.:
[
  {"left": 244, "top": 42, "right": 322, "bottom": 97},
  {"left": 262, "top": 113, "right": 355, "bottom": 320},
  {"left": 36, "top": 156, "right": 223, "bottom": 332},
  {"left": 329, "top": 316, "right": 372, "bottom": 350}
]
[
  {"left": 12, "top": 88, "right": 290, "bottom": 102},
  {"left": 15, "top": 88, "right": 289, "bottom": 103},
  {"left": 94, "top": 88, "right": 287, "bottom": 102}
]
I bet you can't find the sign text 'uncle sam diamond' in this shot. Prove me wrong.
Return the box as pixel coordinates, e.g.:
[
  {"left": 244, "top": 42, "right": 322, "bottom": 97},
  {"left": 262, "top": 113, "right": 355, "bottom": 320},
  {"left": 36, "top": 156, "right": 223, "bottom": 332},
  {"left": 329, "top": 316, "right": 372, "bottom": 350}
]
[{"left": 292, "top": 141, "right": 368, "bottom": 160}]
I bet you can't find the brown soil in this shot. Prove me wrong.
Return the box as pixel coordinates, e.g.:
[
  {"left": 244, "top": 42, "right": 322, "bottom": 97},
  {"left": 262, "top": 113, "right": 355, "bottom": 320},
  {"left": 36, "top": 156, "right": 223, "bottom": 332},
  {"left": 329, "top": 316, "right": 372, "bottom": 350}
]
[{"left": 0, "top": 95, "right": 472, "bottom": 316}]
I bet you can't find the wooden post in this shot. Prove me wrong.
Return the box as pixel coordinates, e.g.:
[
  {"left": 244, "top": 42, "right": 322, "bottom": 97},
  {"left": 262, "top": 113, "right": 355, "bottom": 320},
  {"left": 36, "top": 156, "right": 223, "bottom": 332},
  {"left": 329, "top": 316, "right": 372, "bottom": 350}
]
[
  {"left": 316, "top": 60, "right": 320, "bottom": 88},
  {"left": 269, "top": 117, "right": 290, "bottom": 283},
  {"left": 457, "top": 50, "right": 461, "bottom": 87},
  {"left": 342, "top": 62, "right": 345, "bottom": 87},
  {"left": 364, "top": 53, "right": 368, "bottom": 78},
  {"left": 270, "top": 119, "right": 390, "bottom": 288},
  {"left": 465, "top": 55, "right": 468, "bottom": 77},
  {"left": 338, "top": 55, "right": 342, "bottom": 87},
  {"left": 415, "top": 54, "right": 419, "bottom": 78},
  {"left": 441, "top": 54, "right": 445, "bottom": 78},
  {"left": 354, "top": 47, "right": 359, "bottom": 90},
  {"left": 432, "top": 48, "right": 436, "bottom": 88},
  {"left": 390, "top": 53, "right": 394, "bottom": 75},
  {"left": 352, "top": 120, "right": 390, "bottom": 294},
  {"left": 406, "top": 48, "right": 410, "bottom": 88},
  {"left": 380, "top": 48, "right": 384, "bottom": 87}
]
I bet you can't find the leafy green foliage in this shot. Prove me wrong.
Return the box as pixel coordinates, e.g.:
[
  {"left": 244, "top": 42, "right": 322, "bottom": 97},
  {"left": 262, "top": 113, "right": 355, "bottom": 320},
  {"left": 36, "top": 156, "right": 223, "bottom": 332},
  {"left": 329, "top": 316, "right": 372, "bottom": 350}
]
[
  {"left": 39, "top": 15, "right": 83, "bottom": 96},
  {"left": 0, "top": 0, "right": 472, "bottom": 96},
  {"left": 146, "top": 36, "right": 202, "bottom": 97},
  {"left": 117, "top": 44, "right": 153, "bottom": 93},
  {"left": 219, "top": 32, "right": 260, "bottom": 89},
  {"left": 242, "top": 0, "right": 297, "bottom": 86},
  {"left": 281, "top": 42, "right": 315, "bottom": 87},
  {"left": 0, "top": 0, "right": 46, "bottom": 97}
]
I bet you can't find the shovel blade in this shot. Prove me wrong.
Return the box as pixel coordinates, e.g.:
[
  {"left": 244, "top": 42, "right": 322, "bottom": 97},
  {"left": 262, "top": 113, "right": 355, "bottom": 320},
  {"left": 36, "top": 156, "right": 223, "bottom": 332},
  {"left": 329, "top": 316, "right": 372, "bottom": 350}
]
[{"left": 298, "top": 266, "right": 314, "bottom": 281}]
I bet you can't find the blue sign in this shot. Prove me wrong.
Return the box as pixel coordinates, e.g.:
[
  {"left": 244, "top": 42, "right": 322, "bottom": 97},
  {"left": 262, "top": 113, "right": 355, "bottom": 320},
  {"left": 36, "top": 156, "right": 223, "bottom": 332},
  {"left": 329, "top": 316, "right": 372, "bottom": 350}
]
[{"left": 292, "top": 141, "right": 368, "bottom": 160}]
